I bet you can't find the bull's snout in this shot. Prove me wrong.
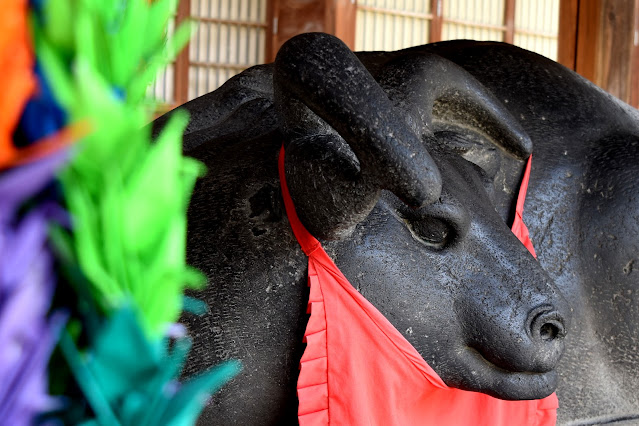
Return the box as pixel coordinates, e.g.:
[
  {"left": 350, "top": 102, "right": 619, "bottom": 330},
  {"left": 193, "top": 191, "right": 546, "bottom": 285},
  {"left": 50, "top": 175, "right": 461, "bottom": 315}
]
[
  {"left": 460, "top": 265, "right": 571, "bottom": 379},
  {"left": 469, "top": 298, "right": 568, "bottom": 376}
]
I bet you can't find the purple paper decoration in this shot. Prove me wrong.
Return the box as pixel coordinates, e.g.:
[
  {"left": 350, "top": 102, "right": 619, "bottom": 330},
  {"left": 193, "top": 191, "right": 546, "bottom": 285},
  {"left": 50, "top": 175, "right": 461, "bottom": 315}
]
[{"left": 0, "top": 150, "right": 69, "bottom": 425}]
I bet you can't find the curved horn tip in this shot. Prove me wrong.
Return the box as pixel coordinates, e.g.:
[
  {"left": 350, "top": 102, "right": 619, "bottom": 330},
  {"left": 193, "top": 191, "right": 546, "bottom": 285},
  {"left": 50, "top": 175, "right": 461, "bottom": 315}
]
[{"left": 514, "top": 133, "right": 534, "bottom": 160}]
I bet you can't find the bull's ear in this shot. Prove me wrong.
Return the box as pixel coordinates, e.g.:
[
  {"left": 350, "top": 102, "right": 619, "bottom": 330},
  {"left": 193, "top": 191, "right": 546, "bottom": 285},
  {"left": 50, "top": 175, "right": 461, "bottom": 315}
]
[
  {"left": 433, "top": 128, "right": 502, "bottom": 181},
  {"left": 376, "top": 53, "right": 532, "bottom": 161}
]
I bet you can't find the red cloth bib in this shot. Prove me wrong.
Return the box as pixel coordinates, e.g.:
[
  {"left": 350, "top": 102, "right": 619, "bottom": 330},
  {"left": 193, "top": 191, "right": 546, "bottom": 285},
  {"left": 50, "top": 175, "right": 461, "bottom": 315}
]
[{"left": 279, "top": 148, "right": 556, "bottom": 425}]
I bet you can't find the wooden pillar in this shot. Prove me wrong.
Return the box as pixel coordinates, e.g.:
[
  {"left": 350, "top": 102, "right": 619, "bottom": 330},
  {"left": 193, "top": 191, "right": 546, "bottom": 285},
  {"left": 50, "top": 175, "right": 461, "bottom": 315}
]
[
  {"left": 430, "top": 0, "right": 443, "bottom": 42},
  {"left": 557, "top": 0, "right": 579, "bottom": 70},
  {"left": 632, "top": 0, "right": 639, "bottom": 107},
  {"left": 574, "top": 0, "right": 602, "bottom": 84},
  {"left": 266, "top": 0, "right": 357, "bottom": 62},
  {"left": 266, "top": 0, "right": 279, "bottom": 63},
  {"left": 173, "top": 0, "right": 191, "bottom": 106},
  {"left": 503, "top": 0, "right": 516, "bottom": 44},
  {"left": 561, "top": 0, "right": 637, "bottom": 106}
]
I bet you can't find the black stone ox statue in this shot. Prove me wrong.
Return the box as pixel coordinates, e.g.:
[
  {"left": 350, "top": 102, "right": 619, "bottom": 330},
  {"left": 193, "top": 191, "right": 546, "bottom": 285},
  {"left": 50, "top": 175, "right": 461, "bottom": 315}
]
[{"left": 153, "top": 33, "right": 639, "bottom": 425}]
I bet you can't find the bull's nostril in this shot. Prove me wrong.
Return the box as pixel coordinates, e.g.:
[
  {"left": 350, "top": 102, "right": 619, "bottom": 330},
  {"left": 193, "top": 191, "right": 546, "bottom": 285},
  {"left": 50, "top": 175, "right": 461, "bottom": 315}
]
[
  {"left": 529, "top": 306, "right": 566, "bottom": 342},
  {"left": 539, "top": 322, "right": 560, "bottom": 341}
]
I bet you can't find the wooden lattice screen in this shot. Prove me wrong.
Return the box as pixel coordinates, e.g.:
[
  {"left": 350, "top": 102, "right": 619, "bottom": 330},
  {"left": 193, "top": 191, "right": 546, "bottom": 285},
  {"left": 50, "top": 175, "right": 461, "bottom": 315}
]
[
  {"left": 189, "top": 0, "right": 268, "bottom": 100},
  {"left": 150, "top": 0, "right": 267, "bottom": 111},
  {"left": 355, "top": 0, "right": 559, "bottom": 61},
  {"left": 356, "top": 1, "right": 433, "bottom": 51}
]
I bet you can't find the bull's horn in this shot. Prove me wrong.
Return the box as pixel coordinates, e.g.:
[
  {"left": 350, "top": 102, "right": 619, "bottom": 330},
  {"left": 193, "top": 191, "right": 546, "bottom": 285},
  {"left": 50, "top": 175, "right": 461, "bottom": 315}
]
[
  {"left": 374, "top": 52, "right": 532, "bottom": 160},
  {"left": 274, "top": 33, "right": 443, "bottom": 239}
]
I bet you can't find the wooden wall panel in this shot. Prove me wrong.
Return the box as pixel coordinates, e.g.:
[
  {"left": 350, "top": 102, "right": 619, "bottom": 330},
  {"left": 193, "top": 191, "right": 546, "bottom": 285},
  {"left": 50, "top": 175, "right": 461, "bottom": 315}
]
[
  {"left": 595, "top": 0, "right": 635, "bottom": 103},
  {"left": 328, "top": 0, "right": 357, "bottom": 49},
  {"left": 266, "top": 0, "right": 356, "bottom": 62},
  {"left": 278, "top": 1, "right": 325, "bottom": 46},
  {"left": 574, "top": 1, "right": 602, "bottom": 84}
]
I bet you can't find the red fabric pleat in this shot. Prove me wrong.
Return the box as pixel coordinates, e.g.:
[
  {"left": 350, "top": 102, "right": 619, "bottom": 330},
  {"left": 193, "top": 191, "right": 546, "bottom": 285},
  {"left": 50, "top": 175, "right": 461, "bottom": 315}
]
[
  {"left": 511, "top": 155, "right": 537, "bottom": 257},
  {"left": 279, "top": 147, "right": 556, "bottom": 425}
]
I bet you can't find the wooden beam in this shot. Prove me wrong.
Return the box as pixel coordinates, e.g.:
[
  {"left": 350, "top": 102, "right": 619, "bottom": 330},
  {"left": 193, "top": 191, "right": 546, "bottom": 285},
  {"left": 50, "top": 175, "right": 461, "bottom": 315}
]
[
  {"left": 504, "top": 0, "right": 516, "bottom": 44},
  {"left": 515, "top": 28, "right": 558, "bottom": 39},
  {"left": 443, "top": 18, "right": 506, "bottom": 32},
  {"left": 558, "top": 0, "right": 579, "bottom": 70},
  {"left": 173, "top": 0, "right": 191, "bottom": 106},
  {"left": 266, "top": 0, "right": 279, "bottom": 63},
  {"left": 358, "top": 5, "right": 433, "bottom": 20},
  {"left": 191, "top": 16, "right": 268, "bottom": 28},
  {"left": 190, "top": 61, "right": 254, "bottom": 70},
  {"left": 430, "top": 0, "right": 443, "bottom": 42}
]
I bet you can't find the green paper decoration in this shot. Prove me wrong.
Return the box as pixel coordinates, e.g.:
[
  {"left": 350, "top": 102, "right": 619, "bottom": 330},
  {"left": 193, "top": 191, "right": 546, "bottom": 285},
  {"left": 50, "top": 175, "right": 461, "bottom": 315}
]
[
  {"left": 40, "top": 0, "right": 193, "bottom": 106},
  {"left": 35, "top": 0, "right": 207, "bottom": 336},
  {"left": 58, "top": 104, "right": 206, "bottom": 335},
  {"left": 32, "top": 1, "right": 241, "bottom": 423},
  {"left": 60, "top": 307, "right": 241, "bottom": 426}
]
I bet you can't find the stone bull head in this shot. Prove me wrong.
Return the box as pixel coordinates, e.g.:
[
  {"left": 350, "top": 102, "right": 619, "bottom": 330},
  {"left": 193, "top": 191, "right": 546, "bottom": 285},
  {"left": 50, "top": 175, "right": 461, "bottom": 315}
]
[
  {"left": 426, "top": 41, "right": 639, "bottom": 424},
  {"left": 153, "top": 33, "right": 571, "bottom": 424}
]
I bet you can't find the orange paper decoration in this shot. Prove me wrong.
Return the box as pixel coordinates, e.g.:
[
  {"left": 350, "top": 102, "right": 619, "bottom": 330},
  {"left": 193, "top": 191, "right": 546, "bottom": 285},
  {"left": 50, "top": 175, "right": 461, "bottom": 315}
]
[{"left": 0, "top": 0, "right": 36, "bottom": 168}]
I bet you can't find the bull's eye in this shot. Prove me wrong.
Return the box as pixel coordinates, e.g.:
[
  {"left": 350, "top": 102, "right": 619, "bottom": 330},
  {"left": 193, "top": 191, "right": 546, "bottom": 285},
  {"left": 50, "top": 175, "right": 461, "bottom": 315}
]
[
  {"left": 404, "top": 216, "right": 452, "bottom": 249},
  {"left": 389, "top": 194, "right": 467, "bottom": 250}
]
